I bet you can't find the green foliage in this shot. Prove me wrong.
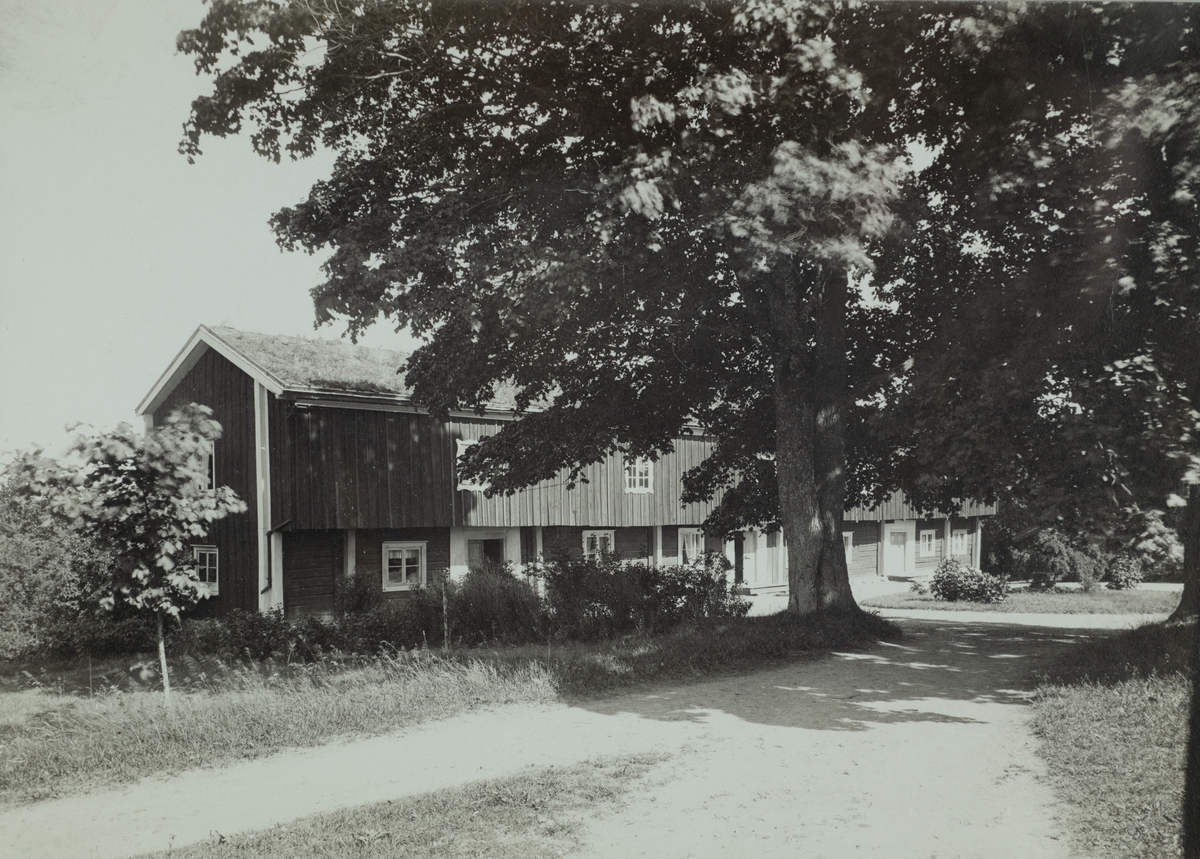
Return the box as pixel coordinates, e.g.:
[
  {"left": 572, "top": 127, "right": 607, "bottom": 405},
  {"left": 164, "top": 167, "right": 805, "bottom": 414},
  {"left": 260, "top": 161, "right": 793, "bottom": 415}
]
[
  {"left": 449, "top": 562, "right": 542, "bottom": 647},
  {"left": 0, "top": 482, "right": 117, "bottom": 659},
  {"left": 929, "top": 558, "right": 1009, "bottom": 604},
  {"left": 3, "top": 404, "right": 247, "bottom": 620},
  {"left": 1105, "top": 555, "right": 1145, "bottom": 591},
  {"left": 533, "top": 551, "right": 748, "bottom": 640},
  {"left": 1018, "top": 530, "right": 1105, "bottom": 592}
]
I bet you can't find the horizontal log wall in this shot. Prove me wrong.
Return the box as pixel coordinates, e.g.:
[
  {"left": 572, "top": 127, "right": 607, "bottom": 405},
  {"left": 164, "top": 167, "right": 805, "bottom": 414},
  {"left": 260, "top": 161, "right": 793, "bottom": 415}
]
[
  {"left": 355, "top": 528, "right": 452, "bottom": 600},
  {"left": 282, "top": 530, "right": 341, "bottom": 619}
]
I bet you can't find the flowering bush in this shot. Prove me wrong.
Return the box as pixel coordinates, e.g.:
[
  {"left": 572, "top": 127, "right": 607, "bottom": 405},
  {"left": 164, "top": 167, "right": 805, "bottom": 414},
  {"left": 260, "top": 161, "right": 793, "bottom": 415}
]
[{"left": 929, "top": 558, "right": 1009, "bottom": 603}]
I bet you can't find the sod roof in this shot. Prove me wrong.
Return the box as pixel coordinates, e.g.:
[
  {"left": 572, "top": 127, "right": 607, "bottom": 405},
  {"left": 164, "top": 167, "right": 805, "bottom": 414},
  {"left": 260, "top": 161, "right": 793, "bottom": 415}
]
[
  {"left": 209, "top": 326, "right": 519, "bottom": 408},
  {"left": 211, "top": 326, "right": 415, "bottom": 398}
]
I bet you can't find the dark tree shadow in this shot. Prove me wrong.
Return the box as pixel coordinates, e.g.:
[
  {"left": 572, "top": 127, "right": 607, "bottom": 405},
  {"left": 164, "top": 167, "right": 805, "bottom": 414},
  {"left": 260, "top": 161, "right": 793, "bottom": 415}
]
[{"left": 575, "top": 619, "right": 1116, "bottom": 732}]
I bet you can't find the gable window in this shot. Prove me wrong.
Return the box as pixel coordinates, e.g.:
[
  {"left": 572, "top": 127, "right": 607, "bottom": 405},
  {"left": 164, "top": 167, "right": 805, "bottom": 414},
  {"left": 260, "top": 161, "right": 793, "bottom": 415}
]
[
  {"left": 919, "top": 530, "right": 937, "bottom": 557},
  {"left": 582, "top": 530, "right": 614, "bottom": 560},
  {"left": 843, "top": 532, "right": 854, "bottom": 567},
  {"left": 383, "top": 541, "right": 427, "bottom": 591},
  {"left": 623, "top": 457, "right": 653, "bottom": 494},
  {"left": 192, "top": 546, "right": 219, "bottom": 596},
  {"left": 456, "top": 440, "right": 488, "bottom": 492},
  {"left": 951, "top": 529, "right": 968, "bottom": 556},
  {"left": 679, "top": 528, "right": 705, "bottom": 565}
]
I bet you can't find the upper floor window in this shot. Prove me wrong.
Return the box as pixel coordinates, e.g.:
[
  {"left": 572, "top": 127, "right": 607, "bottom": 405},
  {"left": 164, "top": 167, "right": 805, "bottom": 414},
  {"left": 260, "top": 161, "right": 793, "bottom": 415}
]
[
  {"left": 383, "top": 541, "right": 427, "bottom": 591},
  {"left": 192, "top": 545, "right": 219, "bottom": 596},
  {"left": 583, "top": 530, "right": 614, "bottom": 560},
  {"left": 456, "top": 439, "right": 488, "bottom": 492},
  {"left": 919, "top": 530, "right": 937, "bottom": 557},
  {"left": 951, "top": 529, "right": 968, "bottom": 556},
  {"left": 624, "top": 457, "right": 653, "bottom": 494}
]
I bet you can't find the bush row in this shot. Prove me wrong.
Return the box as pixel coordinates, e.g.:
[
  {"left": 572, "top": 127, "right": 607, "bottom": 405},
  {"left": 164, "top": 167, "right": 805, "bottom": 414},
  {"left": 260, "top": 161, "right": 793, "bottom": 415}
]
[{"left": 11, "top": 552, "right": 749, "bottom": 661}]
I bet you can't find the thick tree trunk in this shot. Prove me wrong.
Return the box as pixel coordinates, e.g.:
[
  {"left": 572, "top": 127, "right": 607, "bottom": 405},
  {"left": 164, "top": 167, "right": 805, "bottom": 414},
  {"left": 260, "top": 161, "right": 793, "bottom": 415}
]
[
  {"left": 1185, "top": 620, "right": 1200, "bottom": 859},
  {"left": 765, "top": 262, "right": 861, "bottom": 618},
  {"left": 812, "top": 271, "right": 862, "bottom": 614},
  {"left": 1171, "top": 483, "right": 1200, "bottom": 623},
  {"left": 776, "top": 368, "right": 822, "bottom": 616}
]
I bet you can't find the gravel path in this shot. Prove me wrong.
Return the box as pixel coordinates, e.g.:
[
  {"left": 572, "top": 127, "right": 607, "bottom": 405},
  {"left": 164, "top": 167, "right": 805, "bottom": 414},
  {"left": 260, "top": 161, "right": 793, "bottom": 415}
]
[{"left": 0, "top": 614, "right": 1133, "bottom": 859}]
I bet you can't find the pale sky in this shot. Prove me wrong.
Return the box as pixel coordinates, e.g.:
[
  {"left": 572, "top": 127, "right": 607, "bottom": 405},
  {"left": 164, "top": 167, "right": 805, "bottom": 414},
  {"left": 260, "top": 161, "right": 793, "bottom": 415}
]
[{"left": 0, "top": 0, "right": 415, "bottom": 460}]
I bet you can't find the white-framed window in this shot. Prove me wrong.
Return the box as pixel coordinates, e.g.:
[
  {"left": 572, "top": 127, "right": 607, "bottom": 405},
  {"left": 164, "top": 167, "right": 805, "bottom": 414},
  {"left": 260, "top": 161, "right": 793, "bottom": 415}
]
[
  {"left": 951, "top": 529, "right": 968, "bottom": 556},
  {"left": 582, "top": 530, "right": 614, "bottom": 560},
  {"left": 194, "top": 440, "right": 215, "bottom": 491},
  {"left": 679, "top": 528, "right": 705, "bottom": 565},
  {"left": 383, "top": 541, "right": 427, "bottom": 591},
  {"left": 919, "top": 530, "right": 937, "bottom": 557},
  {"left": 456, "top": 439, "right": 488, "bottom": 492},
  {"left": 623, "top": 457, "right": 653, "bottom": 494},
  {"left": 192, "top": 545, "right": 219, "bottom": 595},
  {"left": 843, "top": 532, "right": 854, "bottom": 566}
]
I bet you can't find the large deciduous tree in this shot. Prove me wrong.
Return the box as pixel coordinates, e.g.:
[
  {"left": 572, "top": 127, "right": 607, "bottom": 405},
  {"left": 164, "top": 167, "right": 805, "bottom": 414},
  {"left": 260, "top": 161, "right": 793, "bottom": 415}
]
[
  {"left": 4, "top": 404, "right": 246, "bottom": 697},
  {"left": 178, "top": 0, "right": 934, "bottom": 616}
]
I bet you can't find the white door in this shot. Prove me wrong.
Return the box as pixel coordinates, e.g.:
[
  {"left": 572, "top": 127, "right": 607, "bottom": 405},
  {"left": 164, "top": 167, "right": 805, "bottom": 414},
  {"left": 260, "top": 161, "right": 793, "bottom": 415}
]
[{"left": 883, "top": 522, "right": 916, "bottom": 577}]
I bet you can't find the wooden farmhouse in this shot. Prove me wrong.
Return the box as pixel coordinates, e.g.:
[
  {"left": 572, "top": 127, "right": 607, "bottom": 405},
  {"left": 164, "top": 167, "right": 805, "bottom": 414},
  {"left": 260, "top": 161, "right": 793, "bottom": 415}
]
[{"left": 137, "top": 326, "right": 996, "bottom": 617}]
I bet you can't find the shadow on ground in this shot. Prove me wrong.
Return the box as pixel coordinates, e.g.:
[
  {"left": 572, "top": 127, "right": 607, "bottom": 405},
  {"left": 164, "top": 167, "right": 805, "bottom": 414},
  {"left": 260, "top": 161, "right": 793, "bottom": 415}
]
[{"left": 577, "top": 619, "right": 1116, "bottom": 733}]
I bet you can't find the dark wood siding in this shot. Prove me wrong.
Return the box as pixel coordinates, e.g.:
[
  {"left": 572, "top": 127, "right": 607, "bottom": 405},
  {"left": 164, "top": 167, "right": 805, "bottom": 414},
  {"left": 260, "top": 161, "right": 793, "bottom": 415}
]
[
  {"left": 355, "top": 528, "right": 451, "bottom": 600},
  {"left": 452, "top": 419, "right": 722, "bottom": 528},
  {"left": 520, "top": 527, "right": 537, "bottom": 563},
  {"left": 615, "top": 527, "right": 653, "bottom": 561},
  {"left": 846, "top": 491, "right": 997, "bottom": 521},
  {"left": 542, "top": 526, "right": 583, "bottom": 557},
  {"left": 269, "top": 401, "right": 454, "bottom": 530},
  {"left": 153, "top": 346, "right": 258, "bottom": 614},
  {"left": 282, "top": 530, "right": 341, "bottom": 618},
  {"left": 846, "top": 521, "right": 880, "bottom": 579},
  {"left": 660, "top": 526, "right": 679, "bottom": 561}
]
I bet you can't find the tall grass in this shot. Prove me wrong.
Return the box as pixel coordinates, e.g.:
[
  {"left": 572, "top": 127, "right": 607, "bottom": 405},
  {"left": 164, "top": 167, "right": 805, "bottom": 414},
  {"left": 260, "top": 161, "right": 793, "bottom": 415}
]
[
  {"left": 0, "top": 652, "right": 554, "bottom": 805},
  {"left": 0, "top": 609, "right": 897, "bottom": 807},
  {"left": 1031, "top": 621, "right": 1194, "bottom": 859}
]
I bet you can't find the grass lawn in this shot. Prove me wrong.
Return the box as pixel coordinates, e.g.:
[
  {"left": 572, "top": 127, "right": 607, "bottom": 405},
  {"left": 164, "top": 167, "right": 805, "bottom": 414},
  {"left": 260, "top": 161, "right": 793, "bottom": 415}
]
[
  {"left": 860, "top": 587, "right": 1180, "bottom": 614},
  {"left": 1031, "top": 621, "right": 1194, "bottom": 859},
  {"left": 132, "top": 754, "right": 662, "bottom": 859},
  {"left": 0, "top": 610, "right": 896, "bottom": 807}
]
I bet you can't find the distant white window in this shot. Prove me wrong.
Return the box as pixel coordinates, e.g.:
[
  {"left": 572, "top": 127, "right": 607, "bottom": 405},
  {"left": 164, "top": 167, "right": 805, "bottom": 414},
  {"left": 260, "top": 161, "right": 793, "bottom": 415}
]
[
  {"left": 583, "top": 530, "right": 614, "bottom": 560},
  {"left": 192, "top": 545, "right": 219, "bottom": 596},
  {"left": 383, "top": 542, "right": 427, "bottom": 591},
  {"left": 843, "top": 532, "right": 854, "bottom": 567},
  {"left": 679, "top": 528, "right": 705, "bottom": 565},
  {"left": 919, "top": 530, "right": 937, "bottom": 557},
  {"left": 951, "top": 529, "right": 968, "bottom": 556},
  {"left": 623, "top": 457, "right": 653, "bottom": 494},
  {"left": 456, "top": 440, "right": 488, "bottom": 491}
]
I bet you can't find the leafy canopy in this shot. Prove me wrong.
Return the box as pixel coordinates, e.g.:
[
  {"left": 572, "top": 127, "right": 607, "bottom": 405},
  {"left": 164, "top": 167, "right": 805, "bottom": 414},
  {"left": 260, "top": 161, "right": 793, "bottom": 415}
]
[{"left": 4, "top": 404, "right": 247, "bottom": 618}]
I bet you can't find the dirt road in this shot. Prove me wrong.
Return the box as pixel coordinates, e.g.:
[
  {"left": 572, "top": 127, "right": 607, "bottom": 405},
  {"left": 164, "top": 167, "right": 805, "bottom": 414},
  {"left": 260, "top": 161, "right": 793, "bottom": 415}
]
[{"left": 1, "top": 617, "right": 1118, "bottom": 859}]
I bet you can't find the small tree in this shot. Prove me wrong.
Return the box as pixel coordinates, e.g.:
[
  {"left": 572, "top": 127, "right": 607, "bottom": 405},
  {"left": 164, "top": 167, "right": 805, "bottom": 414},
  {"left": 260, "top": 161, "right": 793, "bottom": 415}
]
[{"left": 4, "top": 404, "right": 247, "bottom": 698}]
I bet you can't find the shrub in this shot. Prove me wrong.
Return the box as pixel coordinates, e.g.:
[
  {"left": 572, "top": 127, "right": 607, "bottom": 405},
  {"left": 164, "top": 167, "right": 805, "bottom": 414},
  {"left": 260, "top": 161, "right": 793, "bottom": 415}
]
[
  {"left": 0, "top": 486, "right": 116, "bottom": 659},
  {"left": 533, "top": 550, "right": 747, "bottom": 640},
  {"left": 1019, "top": 530, "right": 1104, "bottom": 591},
  {"left": 337, "top": 593, "right": 444, "bottom": 654},
  {"left": 929, "top": 558, "right": 1009, "bottom": 603},
  {"left": 1105, "top": 554, "right": 1144, "bottom": 590},
  {"left": 449, "top": 562, "right": 542, "bottom": 646}
]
